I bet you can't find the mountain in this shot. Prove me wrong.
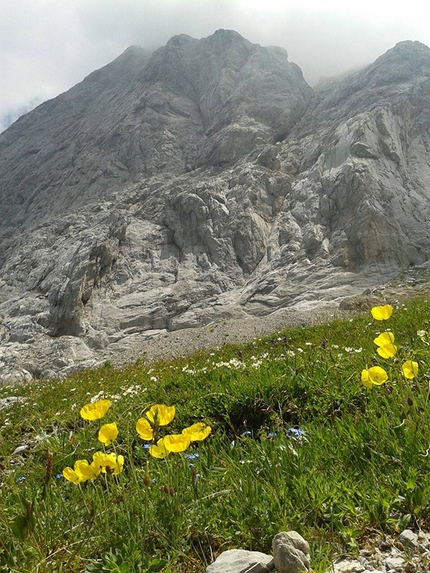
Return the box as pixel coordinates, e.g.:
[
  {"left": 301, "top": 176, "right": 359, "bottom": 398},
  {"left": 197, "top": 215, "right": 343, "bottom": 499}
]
[{"left": 1, "top": 31, "right": 429, "bottom": 381}]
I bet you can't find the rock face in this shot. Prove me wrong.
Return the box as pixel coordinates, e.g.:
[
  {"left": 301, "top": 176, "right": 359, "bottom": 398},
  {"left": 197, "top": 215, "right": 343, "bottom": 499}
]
[{"left": 0, "top": 32, "right": 430, "bottom": 380}]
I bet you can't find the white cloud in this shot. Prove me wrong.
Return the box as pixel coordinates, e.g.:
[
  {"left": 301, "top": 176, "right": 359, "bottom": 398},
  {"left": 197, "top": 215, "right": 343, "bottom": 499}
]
[{"left": 1, "top": 0, "right": 430, "bottom": 131}]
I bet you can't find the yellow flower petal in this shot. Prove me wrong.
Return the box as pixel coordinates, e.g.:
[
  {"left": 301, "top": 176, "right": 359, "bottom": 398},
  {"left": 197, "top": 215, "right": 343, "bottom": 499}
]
[
  {"left": 62, "top": 467, "right": 83, "bottom": 484},
  {"left": 146, "top": 404, "right": 175, "bottom": 427},
  {"left": 163, "top": 434, "right": 191, "bottom": 453},
  {"left": 80, "top": 400, "right": 111, "bottom": 421},
  {"left": 74, "top": 459, "right": 100, "bottom": 481},
  {"left": 376, "top": 344, "right": 397, "bottom": 358},
  {"left": 136, "top": 417, "right": 153, "bottom": 440},
  {"left": 112, "top": 455, "right": 124, "bottom": 475},
  {"left": 92, "top": 451, "right": 106, "bottom": 467},
  {"left": 182, "top": 422, "right": 212, "bottom": 441},
  {"left": 149, "top": 438, "right": 170, "bottom": 459},
  {"left": 98, "top": 422, "right": 118, "bottom": 446},
  {"left": 402, "top": 360, "right": 419, "bottom": 379},
  {"left": 374, "top": 332, "right": 395, "bottom": 346},
  {"left": 361, "top": 369, "right": 373, "bottom": 389},
  {"left": 371, "top": 305, "right": 393, "bottom": 320}
]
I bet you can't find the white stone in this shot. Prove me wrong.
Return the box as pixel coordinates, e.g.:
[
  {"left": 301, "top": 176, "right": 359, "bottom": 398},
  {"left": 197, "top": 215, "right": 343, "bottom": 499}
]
[
  {"left": 331, "top": 559, "right": 365, "bottom": 573},
  {"left": 205, "top": 549, "right": 274, "bottom": 573},
  {"left": 384, "top": 555, "right": 405, "bottom": 570}
]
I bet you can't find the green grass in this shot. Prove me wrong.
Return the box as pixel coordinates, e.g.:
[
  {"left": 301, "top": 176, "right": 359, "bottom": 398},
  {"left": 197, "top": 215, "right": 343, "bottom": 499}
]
[{"left": 0, "top": 296, "right": 429, "bottom": 572}]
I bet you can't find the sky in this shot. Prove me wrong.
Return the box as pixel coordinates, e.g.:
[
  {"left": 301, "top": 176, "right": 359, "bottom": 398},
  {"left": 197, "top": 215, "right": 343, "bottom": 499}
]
[{"left": 2, "top": 0, "right": 430, "bottom": 132}]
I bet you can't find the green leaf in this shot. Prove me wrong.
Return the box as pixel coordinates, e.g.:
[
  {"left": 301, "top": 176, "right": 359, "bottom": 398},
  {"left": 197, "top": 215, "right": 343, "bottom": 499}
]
[
  {"left": 10, "top": 515, "right": 30, "bottom": 541},
  {"left": 147, "top": 559, "right": 168, "bottom": 573}
]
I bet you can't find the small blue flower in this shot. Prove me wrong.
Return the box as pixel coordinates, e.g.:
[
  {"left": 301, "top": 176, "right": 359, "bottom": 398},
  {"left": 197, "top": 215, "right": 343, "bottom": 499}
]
[
  {"left": 241, "top": 431, "right": 252, "bottom": 437},
  {"left": 143, "top": 444, "right": 151, "bottom": 450},
  {"left": 185, "top": 452, "right": 199, "bottom": 460},
  {"left": 56, "top": 473, "right": 63, "bottom": 479},
  {"left": 267, "top": 432, "right": 278, "bottom": 438},
  {"left": 16, "top": 476, "right": 26, "bottom": 483},
  {"left": 287, "top": 428, "right": 305, "bottom": 438}
]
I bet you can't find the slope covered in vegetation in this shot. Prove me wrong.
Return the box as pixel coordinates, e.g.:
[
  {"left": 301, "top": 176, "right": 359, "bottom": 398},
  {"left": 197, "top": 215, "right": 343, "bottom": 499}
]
[{"left": 0, "top": 295, "right": 429, "bottom": 572}]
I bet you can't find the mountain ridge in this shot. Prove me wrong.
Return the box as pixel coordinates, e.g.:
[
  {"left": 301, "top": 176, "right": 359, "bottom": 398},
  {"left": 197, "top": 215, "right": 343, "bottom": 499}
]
[{"left": 0, "top": 30, "right": 429, "bottom": 382}]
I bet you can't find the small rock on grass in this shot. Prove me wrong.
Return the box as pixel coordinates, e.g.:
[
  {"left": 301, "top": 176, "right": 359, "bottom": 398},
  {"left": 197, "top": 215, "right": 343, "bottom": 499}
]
[{"left": 205, "top": 549, "right": 274, "bottom": 573}]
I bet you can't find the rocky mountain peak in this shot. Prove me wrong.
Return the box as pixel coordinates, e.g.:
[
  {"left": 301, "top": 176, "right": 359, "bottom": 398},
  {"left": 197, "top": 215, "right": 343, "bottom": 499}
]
[
  {"left": 0, "top": 29, "right": 312, "bottom": 234},
  {"left": 85, "top": 45, "right": 149, "bottom": 86},
  {"left": 207, "top": 28, "right": 248, "bottom": 42},
  {"left": 0, "top": 32, "right": 429, "bottom": 382},
  {"left": 384, "top": 39, "right": 430, "bottom": 64},
  {"left": 361, "top": 39, "right": 430, "bottom": 88}
]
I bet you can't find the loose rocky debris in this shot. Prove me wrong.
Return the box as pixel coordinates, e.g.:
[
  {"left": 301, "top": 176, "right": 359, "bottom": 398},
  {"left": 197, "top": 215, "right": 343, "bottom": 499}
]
[
  {"left": 331, "top": 529, "right": 430, "bottom": 573},
  {"left": 0, "top": 395, "right": 27, "bottom": 411},
  {"left": 3, "top": 267, "right": 429, "bottom": 384},
  {"left": 204, "top": 530, "right": 430, "bottom": 573}
]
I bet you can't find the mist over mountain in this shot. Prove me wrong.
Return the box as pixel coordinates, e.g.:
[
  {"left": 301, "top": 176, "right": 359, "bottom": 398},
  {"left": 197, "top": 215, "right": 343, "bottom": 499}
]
[{"left": 1, "top": 30, "right": 429, "bottom": 382}]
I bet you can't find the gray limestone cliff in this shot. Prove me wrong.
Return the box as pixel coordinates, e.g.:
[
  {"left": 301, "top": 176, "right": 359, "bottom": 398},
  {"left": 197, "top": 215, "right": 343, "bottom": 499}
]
[{"left": 0, "top": 32, "right": 429, "bottom": 381}]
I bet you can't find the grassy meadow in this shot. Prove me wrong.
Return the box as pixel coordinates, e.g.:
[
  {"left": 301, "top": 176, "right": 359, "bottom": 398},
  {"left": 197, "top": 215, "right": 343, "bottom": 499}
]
[{"left": 0, "top": 295, "right": 429, "bottom": 572}]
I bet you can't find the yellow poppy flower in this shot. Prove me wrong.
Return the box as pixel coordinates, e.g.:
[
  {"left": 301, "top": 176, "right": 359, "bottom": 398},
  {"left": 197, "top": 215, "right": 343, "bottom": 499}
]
[
  {"left": 149, "top": 438, "right": 170, "bottom": 459},
  {"left": 102, "top": 454, "right": 124, "bottom": 475},
  {"left": 369, "top": 366, "right": 389, "bottom": 385},
  {"left": 74, "top": 459, "right": 100, "bottom": 481},
  {"left": 80, "top": 400, "right": 111, "bottom": 421},
  {"left": 98, "top": 422, "right": 118, "bottom": 446},
  {"left": 376, "top": 344, "right": 397, "bottom": 358},
  {"left": 182, "top": 422, "right": 212, "bottom": 441},
  {"left": 92, "top": 451, "right": 107, "bottom": 471},
  {"left": 402, "top": 360, "right": 419, "bottom": 379},
  {"left": 374, "top": 332, "right": 395, "bottom": 346},
  {"left": 146, "top": 404, "right": 175, "bottom": 427},
  {"left": 63, "top": 466, "right": 84, "bottom": 484},
  {"left": 373, "top": 332, "right": 397, "bottom": 358},
  {"left": 136, "top": 417, "right": 153, "bottom": 440},
  {"left": 163, "top": 434, "right": 191, "bottom": 453},
  {"left": 93, "top": 451, "right": 124, "bottom": 475},
  {"left": 371, "top": 305, "right": 393, "bottom": 320},
  {"left": 361, "top": 366, "right": 388, "bottom": 387}
]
